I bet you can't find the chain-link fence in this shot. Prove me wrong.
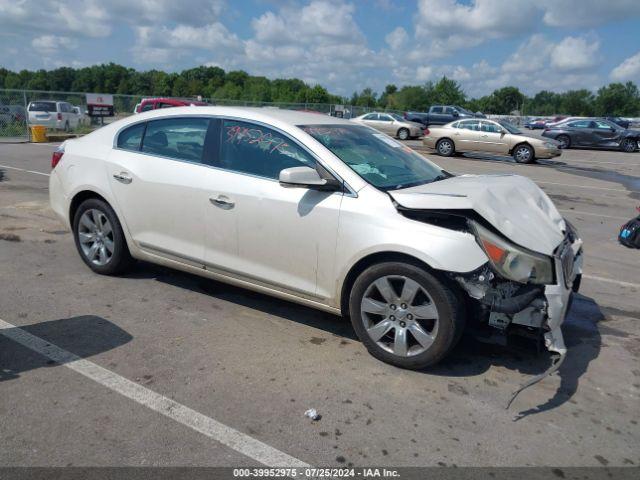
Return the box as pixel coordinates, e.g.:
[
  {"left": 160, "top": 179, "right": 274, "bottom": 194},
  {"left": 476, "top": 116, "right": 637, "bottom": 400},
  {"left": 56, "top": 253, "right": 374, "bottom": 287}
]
[
  {"left": 0, "top": 90, "right": 29, "bottom": 142},
  {"left": 1, "top": 88, "right": 411, "bottom": 142}
]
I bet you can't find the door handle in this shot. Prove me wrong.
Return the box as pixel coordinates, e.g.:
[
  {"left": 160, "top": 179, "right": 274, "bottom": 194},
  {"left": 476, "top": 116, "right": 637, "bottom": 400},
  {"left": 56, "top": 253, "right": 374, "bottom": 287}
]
[
  {"left": 209, "top": 196, "right": 235, "bottom": 209},
  {"left": 480, "top": 134, "right": 488, "bottom": 138},
  {"left": 113, "top": 173, "right": 132, "bottom": 184}
]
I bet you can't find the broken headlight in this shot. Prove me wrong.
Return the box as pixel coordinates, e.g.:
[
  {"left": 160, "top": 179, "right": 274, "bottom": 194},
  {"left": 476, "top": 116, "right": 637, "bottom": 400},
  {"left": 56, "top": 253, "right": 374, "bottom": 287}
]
[{"left": 471, "top": 221, "right": 554, "bottom": 285}]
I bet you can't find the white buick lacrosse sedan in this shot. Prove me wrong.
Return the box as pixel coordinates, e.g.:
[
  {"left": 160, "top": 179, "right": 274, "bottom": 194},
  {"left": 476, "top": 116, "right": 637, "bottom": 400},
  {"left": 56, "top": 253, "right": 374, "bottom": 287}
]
[{"left": 50, "top": 106, "right": 583, "bottom": 371}]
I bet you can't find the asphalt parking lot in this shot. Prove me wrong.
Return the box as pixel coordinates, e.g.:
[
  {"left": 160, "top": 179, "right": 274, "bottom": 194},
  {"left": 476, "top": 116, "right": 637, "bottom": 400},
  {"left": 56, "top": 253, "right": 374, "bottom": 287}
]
[{"left": 1, "top": 139, "right": 639, "bottom": 468}]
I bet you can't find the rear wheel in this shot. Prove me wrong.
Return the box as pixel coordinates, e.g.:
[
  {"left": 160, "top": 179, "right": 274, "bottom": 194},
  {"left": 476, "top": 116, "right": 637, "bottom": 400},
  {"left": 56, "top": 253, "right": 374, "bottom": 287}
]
[
  {"left": 436, "top": 138, "right": 454, "bottom": 157},
  {"left": 72, "top": 198, "right": 134, "bottom": 275},
  {"left": 513, "top": 144, "right": 534, "bottom": 163},
  {"left": 557, "top": 135, "right": 571, "bottom": 149},
  {"left": 621, "top": 138, "right": 637, "bottom": 153},
  {"left": 349, "top": 262, "right": 464, "bottom": 369},
  {"left": 397, "top": 128, "right": 410, "bottom": 140}
]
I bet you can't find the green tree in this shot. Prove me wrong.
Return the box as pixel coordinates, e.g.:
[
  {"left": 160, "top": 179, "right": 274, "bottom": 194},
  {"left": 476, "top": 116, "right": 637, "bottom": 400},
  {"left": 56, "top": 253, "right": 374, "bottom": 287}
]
[
  {"left": 430, "top": 77, "right": 466, "bottom": 106},
  {"left": 594, "top": 82, "right": 640, "bottom": 116}
]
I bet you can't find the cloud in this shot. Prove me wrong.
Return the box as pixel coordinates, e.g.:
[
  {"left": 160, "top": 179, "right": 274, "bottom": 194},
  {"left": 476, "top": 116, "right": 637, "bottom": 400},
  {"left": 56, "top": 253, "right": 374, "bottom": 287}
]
[
  {"left": 502, "top": 34, "right": 553, "bottom": 74},
  {"left": 550, "top": 35, "right": 600, "bottom": 72},
  {"left": 610, "top": 51, "right": 640, "bottom": 81},
  {"left": 32, "top": 35, "right": 78, "bottom": 54},
  {"left": 540, "top": 0, "right": 639, "bottom": 27},
  {"left": 109, "top": 0, "right": 226, "bottom": 26},
  {"left": 385, "top": 27, "right": 408, "bottom": 50}
]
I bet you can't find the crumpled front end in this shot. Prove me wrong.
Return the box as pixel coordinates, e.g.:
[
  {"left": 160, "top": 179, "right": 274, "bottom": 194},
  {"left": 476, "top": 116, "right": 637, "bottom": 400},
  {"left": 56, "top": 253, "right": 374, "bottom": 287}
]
[{"left": 452, "top": 225, "right": 583, "bottom": 406}]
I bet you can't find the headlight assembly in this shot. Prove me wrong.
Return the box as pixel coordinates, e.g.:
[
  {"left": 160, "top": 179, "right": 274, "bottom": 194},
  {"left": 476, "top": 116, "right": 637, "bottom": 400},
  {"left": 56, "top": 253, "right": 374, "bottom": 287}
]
[
  {"left": 544, "top": 142, "right": 557, "bottom": 148},
  {"left": 471, "top": 221, "right": 554, "bottom": 285}
]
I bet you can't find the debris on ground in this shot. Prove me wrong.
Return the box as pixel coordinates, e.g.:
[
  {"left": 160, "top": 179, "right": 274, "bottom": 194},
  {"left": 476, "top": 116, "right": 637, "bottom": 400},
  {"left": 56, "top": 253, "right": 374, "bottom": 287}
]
[{"left": 304, "top": 408, "right": 321, "bottom": 421}]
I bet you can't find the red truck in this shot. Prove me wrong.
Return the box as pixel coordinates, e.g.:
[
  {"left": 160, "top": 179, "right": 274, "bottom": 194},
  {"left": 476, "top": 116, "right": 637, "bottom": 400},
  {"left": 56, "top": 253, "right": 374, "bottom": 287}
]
[{"left": 134, "top": 97, "right": 209, "bottom": 113}]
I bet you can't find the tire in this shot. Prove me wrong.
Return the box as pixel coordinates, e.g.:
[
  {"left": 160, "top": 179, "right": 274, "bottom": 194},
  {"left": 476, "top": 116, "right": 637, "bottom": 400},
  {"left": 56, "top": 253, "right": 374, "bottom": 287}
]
[
  {"left": 513, "top": 143, "right": 534, "bottom": 164},
  {"left": 72, "top": 198, "right": 134, "bottom": 275},
  {"left": 348, "top": 262, "right": 465, "bottom": 370},
  {"left": 436, "top": 138, "right": 454, "bottom": 157},
  {"left": 397, "top": 128, "right": 409, "bottom": 141},
  {"left": 557, "top": 135, "right": 571, "bottom": 149},
  {"left": 621, "top": 138, "right": 637, "bottom": 153}
]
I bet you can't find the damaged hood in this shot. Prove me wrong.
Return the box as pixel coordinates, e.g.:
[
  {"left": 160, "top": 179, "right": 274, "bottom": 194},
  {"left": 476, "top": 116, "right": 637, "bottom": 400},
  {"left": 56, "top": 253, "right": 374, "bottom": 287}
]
[{"left": 389, "top": 174, "right": 566, "bottom": 255}]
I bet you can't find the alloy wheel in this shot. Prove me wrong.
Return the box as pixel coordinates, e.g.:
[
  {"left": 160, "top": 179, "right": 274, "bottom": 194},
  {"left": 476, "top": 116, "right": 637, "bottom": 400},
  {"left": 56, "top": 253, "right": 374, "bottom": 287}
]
[
  {"left": 78, "top": 209, "right": 114, "bottom": 266},
  {"left": 360, "top": 275, "right": 439, "bottom": 357},
  {"left": 621, "top": 139, "right": 636, "bottom": 153},
  {"left": 438, "top": 140, "right": 453, "bottom": 156},
  {"left": 514, "top": 145, "right": 532, "bottom": 162}
]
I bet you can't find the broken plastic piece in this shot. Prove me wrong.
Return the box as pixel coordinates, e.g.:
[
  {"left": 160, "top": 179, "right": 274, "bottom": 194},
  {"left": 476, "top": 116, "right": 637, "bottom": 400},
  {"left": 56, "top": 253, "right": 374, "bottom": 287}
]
[
  {"left": 304, "top": 408, "right": 321, "bottom": 421},
  {"left": 506, "top": 327, "right": 567, "bottom": 409}
]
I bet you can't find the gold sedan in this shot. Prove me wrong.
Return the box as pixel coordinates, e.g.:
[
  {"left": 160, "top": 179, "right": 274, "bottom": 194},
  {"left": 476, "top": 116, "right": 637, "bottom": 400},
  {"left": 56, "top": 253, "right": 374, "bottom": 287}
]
[
  {"left": 423, "top": 118, "right": 562, "bottom": 163},
  {"left": 352, "top": 112, "right": 424, "bottom": 140}
]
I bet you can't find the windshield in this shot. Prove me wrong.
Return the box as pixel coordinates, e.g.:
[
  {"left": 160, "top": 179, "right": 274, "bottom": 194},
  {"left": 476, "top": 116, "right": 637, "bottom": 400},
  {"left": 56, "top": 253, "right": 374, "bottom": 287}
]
[
  {"left": 498, "top": 121, "right": 521, "bottom": 134},
  {"left": 300, "top": 124, "right": 449, "bottom": 190},
  {"left": 29, "top": 102, "right": 56, "bottom": 112}
]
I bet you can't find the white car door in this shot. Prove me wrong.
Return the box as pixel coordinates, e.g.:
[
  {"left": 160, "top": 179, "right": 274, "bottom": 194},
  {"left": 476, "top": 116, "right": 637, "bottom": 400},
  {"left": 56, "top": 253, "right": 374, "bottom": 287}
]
[
  {"left": 203, "top": 119, "right": 342, "bottom": 299},
  {"left": 106, "top": 117, "right": 235, "bottom": 266}
]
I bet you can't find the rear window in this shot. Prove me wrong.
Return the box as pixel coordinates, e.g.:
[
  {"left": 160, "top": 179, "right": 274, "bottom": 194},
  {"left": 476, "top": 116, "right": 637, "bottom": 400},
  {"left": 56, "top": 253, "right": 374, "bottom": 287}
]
[
  {"left": 141, "top": 117, "right": 210, "bottom": 162},
  {"left": 29, "top": 102, "right": 56, "bottom": 112}
]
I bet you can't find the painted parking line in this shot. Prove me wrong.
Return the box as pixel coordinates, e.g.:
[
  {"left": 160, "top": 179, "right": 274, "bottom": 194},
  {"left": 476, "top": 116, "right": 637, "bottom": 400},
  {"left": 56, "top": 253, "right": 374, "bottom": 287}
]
[
  {"left": 0, "top": 317, "right": 309, "bottom": 468},
  {"left": 0, "top": 164, "right": 50, "bottom": 177},
  {"left": 558, "top": 209, "right": 630, "bottom": 221},
  {"left": 583, "top": 275, "right": 640, "bottom": 289}
]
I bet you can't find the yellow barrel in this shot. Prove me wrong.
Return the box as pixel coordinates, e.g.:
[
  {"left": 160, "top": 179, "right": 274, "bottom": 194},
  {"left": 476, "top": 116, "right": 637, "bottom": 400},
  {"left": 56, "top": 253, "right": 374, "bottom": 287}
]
[{"left": 30, "top": 125, "right": 47, "bottom": 143}]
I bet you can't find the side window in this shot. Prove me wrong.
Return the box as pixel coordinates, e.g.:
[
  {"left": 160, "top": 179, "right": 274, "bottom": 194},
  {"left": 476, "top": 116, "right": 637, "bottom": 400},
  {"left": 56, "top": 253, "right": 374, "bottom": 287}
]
[
  {"left": 567, "top": 120, "right": 591, "bottom": 129},
  {"left": 459, "top": 120, "right": 480, "bottom": 131},
  {"left": 451, "top": 121, "right": 460, "bottom": 129},
  {"left": 117, "top": 123, "right": 146, "bottom": 151},
  {"left": 431, "top": 106, "right": 443, "bottom": 114},
  {"left": 444, "top": 107, "right": 454, "bottom": 114},
  {"left": 363, "top": 114, "right": 377, "bottom": 120},
  {"left": 159, "top": 103, "right": 176, "bottom": 109},
  {"left": 220, "top": 120, "right": 315, "bottom": 179},
  {"left": 141, "top": 117, "right": 209, "bottom": 162},
  {"left": 480, "top": 122, "right": 501, "bottom": 133},
  {"left": 140, "top": 102, "right": 154, "bottom": 112},
  {"left": 594, "top": 121, "right": 613, "bottom": 129},
  {"left": 379, "top": 115, "right": 392, "bottom": 122}
]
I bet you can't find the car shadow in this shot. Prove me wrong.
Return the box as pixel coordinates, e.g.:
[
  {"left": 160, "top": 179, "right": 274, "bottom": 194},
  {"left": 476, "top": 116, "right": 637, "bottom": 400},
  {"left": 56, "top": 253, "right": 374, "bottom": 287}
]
[
  {"left": 425, "top": 292, "right": 603, "bottom": 419},
  {"left": 0, "top": 316, "right": 132, "bottom": 382},
  {"left": 137, "top": 261, "right": 602, "bottom": 418}
]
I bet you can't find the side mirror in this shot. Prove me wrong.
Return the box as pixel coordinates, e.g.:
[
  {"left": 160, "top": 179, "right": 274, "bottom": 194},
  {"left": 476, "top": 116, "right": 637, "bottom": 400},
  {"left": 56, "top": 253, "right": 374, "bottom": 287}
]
[
  {"left": 452, "top": 111, "right": 459, "bottom": 117},
  {"left": 279, "top": 166, "right": 342, "bottom": 191}
]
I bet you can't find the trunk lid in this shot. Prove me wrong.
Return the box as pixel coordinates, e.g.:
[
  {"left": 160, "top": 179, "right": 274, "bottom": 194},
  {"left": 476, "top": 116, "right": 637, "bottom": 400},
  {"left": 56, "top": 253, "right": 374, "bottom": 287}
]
[{"left": 389, "top": 174, "right": 565, "bottom": 255}]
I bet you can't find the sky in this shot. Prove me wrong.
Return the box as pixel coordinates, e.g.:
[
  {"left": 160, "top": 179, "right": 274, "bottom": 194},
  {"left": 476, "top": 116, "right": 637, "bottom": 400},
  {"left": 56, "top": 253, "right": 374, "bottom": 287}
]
[{"left": 1, "top": 0, "right": 639, "bottom": 98}]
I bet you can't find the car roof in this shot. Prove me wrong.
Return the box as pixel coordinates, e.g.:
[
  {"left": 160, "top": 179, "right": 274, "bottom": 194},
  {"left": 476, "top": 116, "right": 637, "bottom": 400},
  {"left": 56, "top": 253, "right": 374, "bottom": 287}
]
[{"left": 133, "top": 106, "right": 351, "bottom": 126}]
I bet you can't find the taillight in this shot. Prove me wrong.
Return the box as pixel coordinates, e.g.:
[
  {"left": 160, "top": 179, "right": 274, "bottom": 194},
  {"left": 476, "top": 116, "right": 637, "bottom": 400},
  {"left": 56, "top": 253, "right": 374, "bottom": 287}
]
[
  {"left": 57, "top": 112, "right": 62, "bottom": 121},
  {"left": 51, "top": 146, "right": 64, "bottom": 169},
  {"left": 424, "top": 128, "right": 430, "bottom": 135}
]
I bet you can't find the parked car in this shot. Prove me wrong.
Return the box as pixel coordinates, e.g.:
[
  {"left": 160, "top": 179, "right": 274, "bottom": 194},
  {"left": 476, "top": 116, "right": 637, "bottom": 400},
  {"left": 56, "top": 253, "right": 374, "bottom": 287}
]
[
  {"left": 542, "top": 118, "right": 640, "bottom": 152},
  {"left": 27, "top": 100, "right": 80, "bottom": 131},
  {"left": 351, "top": 112, "right": 424, "bottom": 140},
  {"left": 49, "top": 106, "right": 582, "bottom": 371},
  {"left": 605, "top": 116, "right": 630, "bottom": 129},
  {"left": 71, "top": 106, "right": 89, "bottom": 126},
  {"left": 0, "top": 105, "right": 12, "bottom": 124},
  {"left": 423, "top": 118, "right": 561, "bottom": 163},
  {"left": 524, "top": 118, "right": 547, "bottom": 129},
  {"left": 405, "top": 106, "right": 483, "bottom": 127},
  {"left": 135, "top": 97, "right": 209, "bottom": 113}
]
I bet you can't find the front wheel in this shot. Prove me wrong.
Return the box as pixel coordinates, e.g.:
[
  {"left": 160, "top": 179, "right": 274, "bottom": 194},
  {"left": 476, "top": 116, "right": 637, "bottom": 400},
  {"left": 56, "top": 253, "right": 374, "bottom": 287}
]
[
  {"left": 436, "top": 138, "right": 454, "bottom": 157},
  {"left": 621, "top": 138, "right": 637, "bottom": 153},
  {"left": 397, "top": 128, "right": 409, "bottom": 140},
  {"left": 73, "top": 198, "right": 134, "bottom": 275},
  {"left": 349, "top": 262, "right": 464, "bottom": 369},
  {"left": 513, "top": 144, "right": 534, "bottom": 163}
]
